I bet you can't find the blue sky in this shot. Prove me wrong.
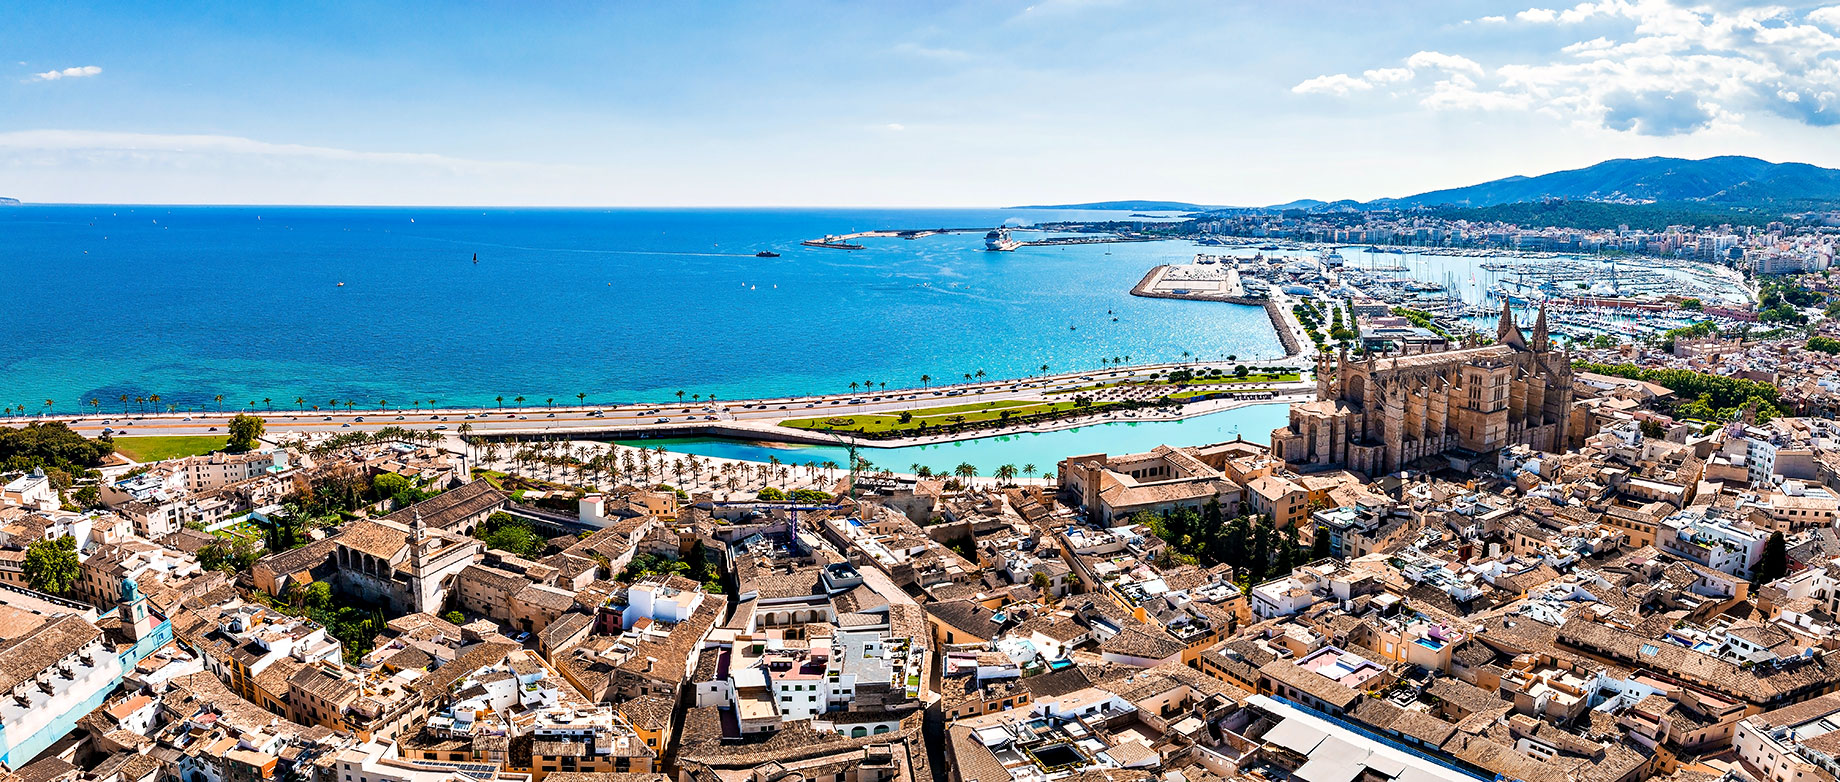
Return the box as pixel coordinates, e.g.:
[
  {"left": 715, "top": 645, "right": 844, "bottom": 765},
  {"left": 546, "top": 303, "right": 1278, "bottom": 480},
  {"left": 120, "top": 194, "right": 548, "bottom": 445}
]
[{"left": 4, "top": 0, "right": 1839, "bottom": 206}]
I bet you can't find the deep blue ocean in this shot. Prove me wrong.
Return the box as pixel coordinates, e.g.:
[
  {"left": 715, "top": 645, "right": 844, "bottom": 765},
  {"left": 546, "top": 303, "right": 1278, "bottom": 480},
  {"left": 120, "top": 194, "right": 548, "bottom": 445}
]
[{"left": 0, "top": 206, "right": 1282, "bottom": 411}]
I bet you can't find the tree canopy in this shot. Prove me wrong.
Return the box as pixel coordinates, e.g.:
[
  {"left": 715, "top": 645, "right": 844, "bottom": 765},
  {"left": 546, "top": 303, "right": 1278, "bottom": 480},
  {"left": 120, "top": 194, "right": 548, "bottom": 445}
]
[
  {"left": 227, "top": 414, "right": 266, "bottom": 451},
  {"left": 23, "top": 536, "right": 80, "bottom": 594},
  {"left": 0, "top": 423, "right": 113, "bottom": 474},
  {"left": 477, "top": 511, "right": 546, "bottom": 559}
]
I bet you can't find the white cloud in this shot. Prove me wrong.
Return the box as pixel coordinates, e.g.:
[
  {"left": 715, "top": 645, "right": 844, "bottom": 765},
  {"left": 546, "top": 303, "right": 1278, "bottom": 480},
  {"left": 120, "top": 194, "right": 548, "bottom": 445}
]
[
  {"left": 1362, "top": 67, "right": 1414, "bottom": 84},
  {"left": 1478, "top": 15, "right": 1508, "bottom": 23},
  {"left": 1406, "top": 50, "right": 1484, "bottom": 76},
  {"left": 1292, "top": 73, "right": 1374, "bottom": 96},
  {"left": 1290, "top": 0, "right": 1840, "bottom": 134},
  {"left": 31, "top": 65, "right": 101, "bottom": 81},
  {"left": 884, "top": 123, "right": 906, "bottom": 131}
]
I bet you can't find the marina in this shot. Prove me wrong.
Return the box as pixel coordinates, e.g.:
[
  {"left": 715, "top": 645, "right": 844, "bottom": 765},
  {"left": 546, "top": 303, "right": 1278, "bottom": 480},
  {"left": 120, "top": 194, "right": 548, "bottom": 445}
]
[{"left": 1197, "top": 241, "right": 1751, "bottom": 344}]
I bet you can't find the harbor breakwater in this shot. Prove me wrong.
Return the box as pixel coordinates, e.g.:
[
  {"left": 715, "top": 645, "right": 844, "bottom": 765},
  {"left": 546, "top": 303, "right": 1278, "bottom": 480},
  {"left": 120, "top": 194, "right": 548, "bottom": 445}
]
[{"left": 1129, "top": 266, "right": 1303, "bottom": 358}]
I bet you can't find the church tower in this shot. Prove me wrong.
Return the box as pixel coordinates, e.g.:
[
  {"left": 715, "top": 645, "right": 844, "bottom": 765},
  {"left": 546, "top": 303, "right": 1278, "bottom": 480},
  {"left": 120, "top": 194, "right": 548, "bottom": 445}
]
[
  {"left": 1496, "top": 299, "right": 1526, "bottom": 350},
  {"left": 1531, "top": 302, "right": 1551, "bottom": 353},
  {"left": 119, "top": 576, "right": 157, "bottom": 641}
]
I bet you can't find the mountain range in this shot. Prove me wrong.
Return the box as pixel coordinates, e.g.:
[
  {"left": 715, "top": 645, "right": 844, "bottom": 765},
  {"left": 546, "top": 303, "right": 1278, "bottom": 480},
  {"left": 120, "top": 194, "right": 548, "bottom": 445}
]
[{"left": 1021, "top": 156, "right": 1840, "bottom": 214}]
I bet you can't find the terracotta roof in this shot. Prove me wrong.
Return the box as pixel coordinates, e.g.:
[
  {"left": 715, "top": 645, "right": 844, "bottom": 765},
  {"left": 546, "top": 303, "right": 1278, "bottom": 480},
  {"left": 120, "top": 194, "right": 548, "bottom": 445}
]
[
  {"left": 336, "top": 520, "right": 410, "bottom": 560},
  {"left": 0, "top": 614, "right": 101, "bottom": 693},
  {"left": 382, "top": 480, "right": 507, "bottom": 530}
]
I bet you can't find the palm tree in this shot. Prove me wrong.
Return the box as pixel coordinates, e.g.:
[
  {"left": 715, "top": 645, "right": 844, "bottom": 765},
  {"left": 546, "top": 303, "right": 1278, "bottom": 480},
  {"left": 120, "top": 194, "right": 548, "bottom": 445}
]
[
  {"left": 1023, "top": 463, "right": 1037, "bottom": 481},
  {"left": 675, "top": 390, "right": 686, "bottom": 404},
  {"left": 496, "top": 395, "right": 505, "bottom": 408},
  {"left": 975, "top": 369, "right": 986, "bottom": 380},
  {"left": 849, "top": 382, "right": 860, "bottom": 394},
  {"left": 42, "top": 399, "right": 53, "bottom": 417},
  {"left": 514, "top": 395, "right": 525, "bottom": 408},
  {"left": 88, "top": 398, "right": 100, "bottom": 416},
  {"left": 1039, "top": 364, "right": 1050, "bottom": 376},
  {"left": 879, "top": 382, "right": 887, "bottom": 391},
  {"left": 149, "top": 394, "right": 161, "bottom": 412},
  {"left": 546, "top": 397, "right": 555, "bottom": 409},
  {"left": 996, "top": 464, "right": 1017, "bottom": 484},
  {"left": 262, "top": 397, "right": 272, "bottom": 410},
  {"left": 955, "top": 462, "right": 978, "bottom": 479},
  {"left": 692, "top": 394, "right": 701, "bottom": 404},
  {"left": 378, "top": 398, "right": 388, "bottom": 411},
  {"left": 346, "top": 400, "right": 356, "bottom": 411},
  {"left": 213, "top": 394, "right": 225, "bottom": 413},
  {"left": 411, "top": 400, "right": 421, "bottom": 413},
  {"left": 295, "top": 397, "right": 305, "bottom": 412},
  {"left": 920, "top": 374, "right": 931, "bottom": 389},
  {"left": 577, "top": 392, "right": 587, "bottom": 407}
]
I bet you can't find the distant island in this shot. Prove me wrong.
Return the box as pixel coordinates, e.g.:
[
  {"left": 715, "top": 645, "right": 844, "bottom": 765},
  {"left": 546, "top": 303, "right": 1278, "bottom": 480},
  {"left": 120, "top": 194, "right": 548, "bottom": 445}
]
[
  {"left": 0, "top": 197, "right": 19, "bottom": 206},
  {"left": 1012, "top": 200, "right": 1216, "bottom": 211}
]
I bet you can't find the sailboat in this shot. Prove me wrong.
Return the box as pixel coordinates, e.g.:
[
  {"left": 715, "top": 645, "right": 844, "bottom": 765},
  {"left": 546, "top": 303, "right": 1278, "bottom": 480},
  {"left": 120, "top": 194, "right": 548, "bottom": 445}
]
[{"left": 472, "top": 253, "right": 478, "bottom": 264}]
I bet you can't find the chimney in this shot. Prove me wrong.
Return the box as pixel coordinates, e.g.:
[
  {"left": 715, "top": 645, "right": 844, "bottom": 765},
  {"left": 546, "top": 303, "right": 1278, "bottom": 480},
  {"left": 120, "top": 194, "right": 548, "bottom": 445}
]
[{"left": 644, "top": 656, "right": 656, "bottom": 673}]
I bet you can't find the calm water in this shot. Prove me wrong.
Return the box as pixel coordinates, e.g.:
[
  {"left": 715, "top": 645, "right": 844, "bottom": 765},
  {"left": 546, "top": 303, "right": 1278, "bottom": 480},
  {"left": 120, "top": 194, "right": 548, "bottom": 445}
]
[
  {"left": 1, "top": 206, "right": 1283, "bottom": 410},
  {"left": 610, "top": 403, "right": 1291, "bottom": 476}
]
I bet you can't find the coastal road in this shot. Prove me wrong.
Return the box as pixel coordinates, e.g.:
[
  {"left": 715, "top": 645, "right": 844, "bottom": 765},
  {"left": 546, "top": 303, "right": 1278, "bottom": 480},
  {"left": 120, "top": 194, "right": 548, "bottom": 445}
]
[{"left": 14, "top": 360, "right": 1312, "bottom": 444}]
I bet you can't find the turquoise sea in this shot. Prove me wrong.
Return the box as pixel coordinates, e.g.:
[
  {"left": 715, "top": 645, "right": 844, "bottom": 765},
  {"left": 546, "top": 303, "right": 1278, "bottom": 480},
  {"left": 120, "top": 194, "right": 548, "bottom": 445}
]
[{"left": 0, "top": 206, "right": 1283, "bottom": 411}]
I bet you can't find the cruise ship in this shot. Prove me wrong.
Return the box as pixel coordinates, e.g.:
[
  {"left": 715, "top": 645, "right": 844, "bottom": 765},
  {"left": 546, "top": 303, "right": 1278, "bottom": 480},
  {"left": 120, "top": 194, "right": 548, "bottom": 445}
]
[{"left": 984, "top": 228, "right": 1022, "bottom": 251}]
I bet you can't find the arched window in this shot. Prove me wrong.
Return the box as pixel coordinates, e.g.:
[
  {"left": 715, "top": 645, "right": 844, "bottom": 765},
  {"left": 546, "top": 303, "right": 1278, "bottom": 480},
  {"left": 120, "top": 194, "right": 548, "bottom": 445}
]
[{"left": 850, "top": 726, "right": 868, "bottom": 738}]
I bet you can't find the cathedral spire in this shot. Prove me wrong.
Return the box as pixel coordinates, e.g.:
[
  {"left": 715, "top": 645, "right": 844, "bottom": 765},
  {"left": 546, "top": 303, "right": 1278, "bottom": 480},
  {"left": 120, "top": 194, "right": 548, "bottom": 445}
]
[
  {"left": 1497, "top": 298, "right": 1526, "bottom": 350},
  {"left": 1531, "top": 301, "right": 1550, "bottom": 352}
]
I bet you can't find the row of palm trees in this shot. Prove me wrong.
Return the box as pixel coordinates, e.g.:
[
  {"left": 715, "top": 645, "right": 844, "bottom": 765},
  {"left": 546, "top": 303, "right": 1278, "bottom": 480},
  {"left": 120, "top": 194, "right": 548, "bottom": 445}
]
[
  {"left": 476, "top": 438, "right": 848, "bottom": 496},
  {"left": 907, "top": 462, "right": 1039, "bottom": 484}
]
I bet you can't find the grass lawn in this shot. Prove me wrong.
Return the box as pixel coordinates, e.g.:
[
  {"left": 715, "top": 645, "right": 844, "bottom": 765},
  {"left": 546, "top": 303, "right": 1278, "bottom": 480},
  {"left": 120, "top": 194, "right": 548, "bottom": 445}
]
[
  {"left": 113, "top": 435, "right": 227, "bottom": 462},
  {"left": 783, "top": 399, "right": 1090, "bottom": 434},
  {"left": 1167, "top": 387, "right": 1274, "bottom": 401},
  {"left": 214, "top": 518, "right": 266, "bottom": 541}
]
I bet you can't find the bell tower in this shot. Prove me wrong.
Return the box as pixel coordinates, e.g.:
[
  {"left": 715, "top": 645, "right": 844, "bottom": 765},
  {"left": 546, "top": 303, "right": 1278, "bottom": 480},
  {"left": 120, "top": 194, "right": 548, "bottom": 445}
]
[{"left": 119, "top": 576, "right": 157, "bottom": 641}]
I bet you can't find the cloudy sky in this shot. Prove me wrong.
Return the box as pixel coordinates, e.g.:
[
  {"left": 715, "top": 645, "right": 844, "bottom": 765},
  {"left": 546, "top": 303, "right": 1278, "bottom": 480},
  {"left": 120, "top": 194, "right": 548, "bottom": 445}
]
[{"left": 3, "top": 0, "right": 1839, "bottom": 206}]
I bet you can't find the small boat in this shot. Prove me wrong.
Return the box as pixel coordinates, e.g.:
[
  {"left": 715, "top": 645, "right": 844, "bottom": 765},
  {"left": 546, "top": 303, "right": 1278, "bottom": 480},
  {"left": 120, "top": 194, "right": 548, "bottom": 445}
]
[
  {"left": 337, "top": 282, "right": 345, "bottom": 287},
  {"left": 755, "top": 251, "right": 780, "bottom": 258},
  {"left": 472, "top": 253, "right": 478, "bottom": 264}
]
